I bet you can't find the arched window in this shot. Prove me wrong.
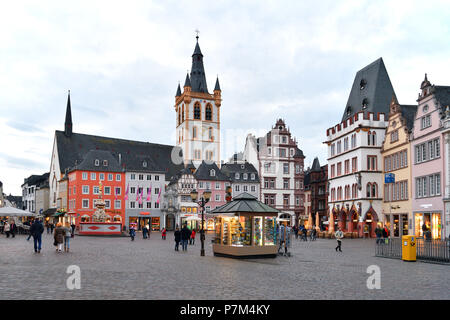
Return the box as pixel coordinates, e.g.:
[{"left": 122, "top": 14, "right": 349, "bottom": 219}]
[
  {"left": 192, "top": 126, "right": 197, "bottom": 139},
  {"left": 368, "top": 132, "right": 371, "bottom": 145},
  {"left": 372, "top": 183, "right": 377, "bottom": 198},
  {"left": 366, "top": 183, "right": 371, "bottom": 198},
  {"left": 205, "top": 104, "right": 212, "bottom": 121},
  {"left": 331, "top": 188, "right": 335, "bottom": 201},
  {"left": 182, "top": 104, "right": 185, "bottom": 122},
  {"left": 372, "top": 131, "right": 376, "bottom": 146},
  {"left": 337, "top": 187, "right": 342, "bottom": 200},
  {"left": 194, "top": 102, "right": 201, "bottom": 120}
]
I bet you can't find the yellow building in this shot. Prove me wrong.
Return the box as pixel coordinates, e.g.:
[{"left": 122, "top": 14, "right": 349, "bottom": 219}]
[{"left": 381, "top": 96, "right": 417, "bottom": 237}]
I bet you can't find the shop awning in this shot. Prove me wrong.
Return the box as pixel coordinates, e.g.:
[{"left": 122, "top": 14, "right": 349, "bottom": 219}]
[
  {"left": 42, "top": 208, "right": 57, "bottom": 217},
  {"left": 53, "top": 211, "right": 66, "bottom": 217},
  {"left": 0, "top": 206, "right": 36, "bottom": 217}
]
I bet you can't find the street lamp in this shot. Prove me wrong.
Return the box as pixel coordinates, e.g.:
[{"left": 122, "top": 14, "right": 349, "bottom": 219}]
[{"left": 190, "top": 189, "right": 211, "bottom": 256}]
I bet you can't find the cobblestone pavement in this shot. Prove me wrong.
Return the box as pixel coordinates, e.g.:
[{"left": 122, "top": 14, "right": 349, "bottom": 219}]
[{"left": 0, "top": 232, "right": 448, "bottom": 300}]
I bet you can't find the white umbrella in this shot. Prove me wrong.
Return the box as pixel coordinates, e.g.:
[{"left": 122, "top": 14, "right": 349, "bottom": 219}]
[{"left": 0, "top": 206, "right": 36, "bottom": 217}]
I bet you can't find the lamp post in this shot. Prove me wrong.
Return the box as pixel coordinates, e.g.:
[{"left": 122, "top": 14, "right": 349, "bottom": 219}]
[{"left": 190, "top": 188, "right": 211, "bottom": 256}]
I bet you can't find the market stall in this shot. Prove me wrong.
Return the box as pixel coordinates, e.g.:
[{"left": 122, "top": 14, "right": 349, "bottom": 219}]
[{"left": 210, "top": 192, "right": 280, "bottom": 258}]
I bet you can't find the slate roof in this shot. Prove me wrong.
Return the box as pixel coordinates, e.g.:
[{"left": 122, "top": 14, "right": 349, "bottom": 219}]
[
  {"left": 311, "top": 157, "right": 321, "bottom": 172},
  {"left": 193, "top": 161, "right": 230, "bottom": 182},
  {"left": 400, "top": 104, "right": 417, "bottom": 131},
  {"left": 176, "top": 83, "right": 181, "bottom": 97},
  {"left": 211, "top": 192, "right": 279, "bottom": 214},
  {"left": 55, "top": 131, "right": 184, "bottom": 180},
  {"left": 22, "top": 173, "right": 49, "bottom": 188},
  {"left": 71, "top": 150, "right": 123, "bottom": 173},
  {"left": 342, "top": 58, "right": 396, "bottom": 122},
  {"left": 293, "top": 147, "right": 304, "bottom": 158},
  {"left": 434, "top": 86, "right": 450, "bottom": 110},
  {"left": 190, "top": 41, "right": 209, "bottom": 94},
  {"left": 214, "top": 77, "right": 221, "bottom": 91},
  {"left": 221, "top": 162, "right": 260, "bottom": 183}
]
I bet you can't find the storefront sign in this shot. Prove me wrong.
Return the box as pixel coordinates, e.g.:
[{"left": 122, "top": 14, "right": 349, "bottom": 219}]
[
  {"left": 140, "top": 212, "right": 150, "bottom": 215},
  {"left": 384, "top": 173, "right": 395, "bottom": 184}
]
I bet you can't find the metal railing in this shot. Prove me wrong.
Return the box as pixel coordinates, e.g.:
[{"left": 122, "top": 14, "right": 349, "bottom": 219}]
[
  {"left": 375, "top": 237, "right": 450, "bottom": 263},
  {"left": 416, "top": 238, "right": 450, "bottom": 263},
  {"left": 375, "top": 238, "right": 402, "bottom": 259}
]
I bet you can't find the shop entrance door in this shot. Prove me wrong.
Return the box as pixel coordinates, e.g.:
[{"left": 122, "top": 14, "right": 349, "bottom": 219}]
[
  {"left": 138, "top": 218, "right": 150, "bottom": 231},
  {"left": 401, "top": 214, "right": 408, "bottom": 236},
  {"left": 393, "top": 215, "right": 399, "bottom": 237},
  {"left": 166, "top": 214, "right": 175, "bottom": 231}
]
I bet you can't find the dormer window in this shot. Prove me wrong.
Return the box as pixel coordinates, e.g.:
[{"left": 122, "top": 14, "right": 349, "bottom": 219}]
[
  {"left": 243, "top": 173, "right": 248, "bottom": 180},
  {"left": 103, "top": 160, "right": 108, "bottom": 166},
  {"left": 235, "top": 173, "right": 240, "bottom": 180},
  {"left": 143, "top": 161, "right": 147, "bottom": 168},
  {"left": 210, "top": 169, "right": 215, "bottom": 177},
  {"left": 241, "top": 164, "right": 245, "bottom": 169},
  {"left": 251, "top": 173, "right": 255, "bottom": 180},
  {"left": 94, "top": 159, "right": 100, "bottom": 166},
  {"left": 360, "top": 79, "right": 367, "bottom": 90},
  {"left": 346, "top": 106, "right": 352, "bottom": 116},
  {"left": 423, "top": 105, "right": 429, "bottom": 113},
  {"left": 362, "top": 98, "right": 369, "bottom": 109}
]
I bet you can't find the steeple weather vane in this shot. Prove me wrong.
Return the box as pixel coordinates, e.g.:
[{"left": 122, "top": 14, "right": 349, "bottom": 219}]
[{"left": 195, "top": 29, "right": 200, "bottom": 42}]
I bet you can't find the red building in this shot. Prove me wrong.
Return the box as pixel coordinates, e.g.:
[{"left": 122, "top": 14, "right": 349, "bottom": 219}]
[
  {"left": 304, "top": 157, "right": 328, "bottom": 229},
  {"left": 67, "top": 150, "right": 125, "bottom": 228}
]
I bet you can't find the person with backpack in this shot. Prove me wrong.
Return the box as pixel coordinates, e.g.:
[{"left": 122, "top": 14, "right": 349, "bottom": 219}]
[
  {"left": 181, "top": 224, "right": 190, "bottom": 251},
  {"left": 29, "top": 219, "right": 44, "bottom": 253},
  {"left": 375, "top": 225, "right": 383, "bottom": 244},
  {"left": 129, "top": 224, "right": 136, "bottom": 241}
]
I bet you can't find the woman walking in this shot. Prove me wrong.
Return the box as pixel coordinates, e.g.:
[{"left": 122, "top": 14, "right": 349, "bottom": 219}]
[
  {"left": 64, "top": 223, "right": 72, "bottom": 252},
  {"left": 54, "top": 222, "right": 66, "bottom": 253},
  {"left": 130, "top": 224, "right": 136, "bottom": 241},
  {"left": 161, "top": 227, "right": 167, "bottom": 240},
  {"left": 190, "top": 229, "right": 196, "bottom": 245},
  {"left": 4, "top": 221, "right": 11, "bottom": 238}
]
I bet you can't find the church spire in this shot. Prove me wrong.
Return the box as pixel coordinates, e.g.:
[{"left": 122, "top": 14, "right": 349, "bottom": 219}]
[
  {"left": 176, "top": 83, "right": 182, "bottom": 97},
  {"left": 214, "top": 76, "right": 221, "bottom": 91},
  {"left": 64, "top": 90, "right": 73, "bottom": 137},
  {"left": 190, "top": 35, "right": 208, "bottom": 93}
]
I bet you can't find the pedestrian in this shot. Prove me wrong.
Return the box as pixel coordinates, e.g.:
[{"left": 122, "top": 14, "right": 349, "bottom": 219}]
[
  {"left": 310, "top": 228, "right": 317, "bottom": 241},
  {"left": 382, "top": 225, "right": 389, "bottom": 243},
  {"left": 64, "top": 223, "right": 72, "bottom": 252},
  {"left": 375, "top": 225, "right": 382, "bottom": 244},
  {"left": 9, "top": 221, "right": 16, "bottom": 238},
  {"left": 174, "top": 227, "right": 181, "bottom": 251},
  {"left": 53, "top": 222, "right": 66, "bottom": 253},
  {"left": 278, "top": 224, "right": 289, "bottom": 254},
  {"left": 50, "top": 222, "right": 55, "bottom": 234},
  {"left": 4, "top": 221, "right": 11, "bottom": 238},
  {"left": 146, "top": 224, "right": 151, "bottom": 239},
  {"left": 29, "top": 219, "right": 44, "bottom": 253},
  {"left": 143, "top": 225, "right": 148, "bottom": 239},
  {"left": 302, "top": 225, "right": 308, "bottom": 242},
  {"left": 335, "top": 227, "right": 344, "bottom": 252},
  {"left": 294, "top": 225, "right": 299, "bottom": 239},
  {"left": 0, "top": 220, "right": 4, "bottom": 234},
  {"left": 71, "top": 222, "right": 76, "bottom": 238},
  {"left": 190, "top": 229, "right": 196, "bottom": 245},
  {"left": 46, "top": 222, "right": 50, "bottom": 234},
  {"left": 161, "top": 227, "right": 166, "bottom": 240},
  {"left": 181, "top": 224, "right": 190, "bottom": 251},
  {"left": 130, "top": 224, "right": 136, "bottom": 241}
]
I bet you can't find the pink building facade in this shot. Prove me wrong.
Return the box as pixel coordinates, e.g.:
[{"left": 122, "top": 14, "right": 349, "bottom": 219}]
[{"left": 411, "top": 75, "right": 446, "bottom": 239}]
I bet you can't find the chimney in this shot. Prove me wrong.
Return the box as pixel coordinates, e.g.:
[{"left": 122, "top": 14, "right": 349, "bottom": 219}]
[{"left": 118, "top": 153, "right": 122, "bottom": 165}]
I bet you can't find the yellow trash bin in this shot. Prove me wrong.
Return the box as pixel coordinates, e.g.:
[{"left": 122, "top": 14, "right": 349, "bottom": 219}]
[{"left": 402, "top": 235, "right": 416, "bottom": 262}]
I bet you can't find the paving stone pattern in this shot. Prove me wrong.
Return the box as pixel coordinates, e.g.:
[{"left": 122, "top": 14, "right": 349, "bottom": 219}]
[{"left": 0, "top": 232, "right": 448, "bottom": 300}]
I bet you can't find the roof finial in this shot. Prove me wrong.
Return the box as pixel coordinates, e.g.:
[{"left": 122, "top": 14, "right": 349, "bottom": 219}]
[{"left": 195, "top": 29, "right": 200, "bottom": 42}]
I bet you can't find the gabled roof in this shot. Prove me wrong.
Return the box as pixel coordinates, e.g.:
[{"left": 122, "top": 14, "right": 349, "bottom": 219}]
[
  {"left": 293, "top": 147, "right": 304, "bottom": 158},
  {"left": 211, "top": 192, "right": 279, "bottom": 214},
  {"left": 193, "top": 161, "right": 230, "bottom": 182},
  {"left": 221, "top": 162, "right": 260, "bottom": 183},
  {"left": 55, "top": 131, "right": 184, "bottom": 179},
  {"left": 22, "top": 172, "right": 49, "bottom": 188},
  {"left": 342, "top": 58, "right": 396, "bottom": 121}
]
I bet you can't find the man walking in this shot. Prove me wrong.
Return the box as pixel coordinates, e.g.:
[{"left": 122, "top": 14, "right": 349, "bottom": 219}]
[
  {"left": 29, "top": 219, "right": 44, "bottom": 253},
  {"left": 335, "top": 227, "right": 344, "bottom": 252},
  {"left": 174, "top": 227, "right": 181, "bottom": 251},
  {"left": 181, "top": 224, "right": 190, "bottom": 251},
  {"left": 70, "top": 222, "right": 76, "bottom": 238},
  {"left": 9, "top": 221, "right": 16, "bottom": 238}
]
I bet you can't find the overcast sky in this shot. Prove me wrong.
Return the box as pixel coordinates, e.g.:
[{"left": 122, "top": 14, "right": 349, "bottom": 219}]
[{"left": 1, "top": 0, "right": 449, "bottom": 195}]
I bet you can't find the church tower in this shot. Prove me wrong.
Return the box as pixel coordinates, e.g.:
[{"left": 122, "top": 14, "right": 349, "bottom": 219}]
[{"left": 175, "top": 35, "right": 221, "bottom": 167}]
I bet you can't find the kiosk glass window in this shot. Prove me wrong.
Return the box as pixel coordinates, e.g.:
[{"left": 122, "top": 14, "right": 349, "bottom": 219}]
[
  {"left": 253, "top": 216, "right": 263, "bottom": 246},
  {"left": 264, "top": 217, "right": 277, "bottom": 245},
  {"left": 231, "top": 216, "right": 251, "bottom": 246},
  {"left": 214, "top": 218, "right": 221, "bottom": 244}
]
